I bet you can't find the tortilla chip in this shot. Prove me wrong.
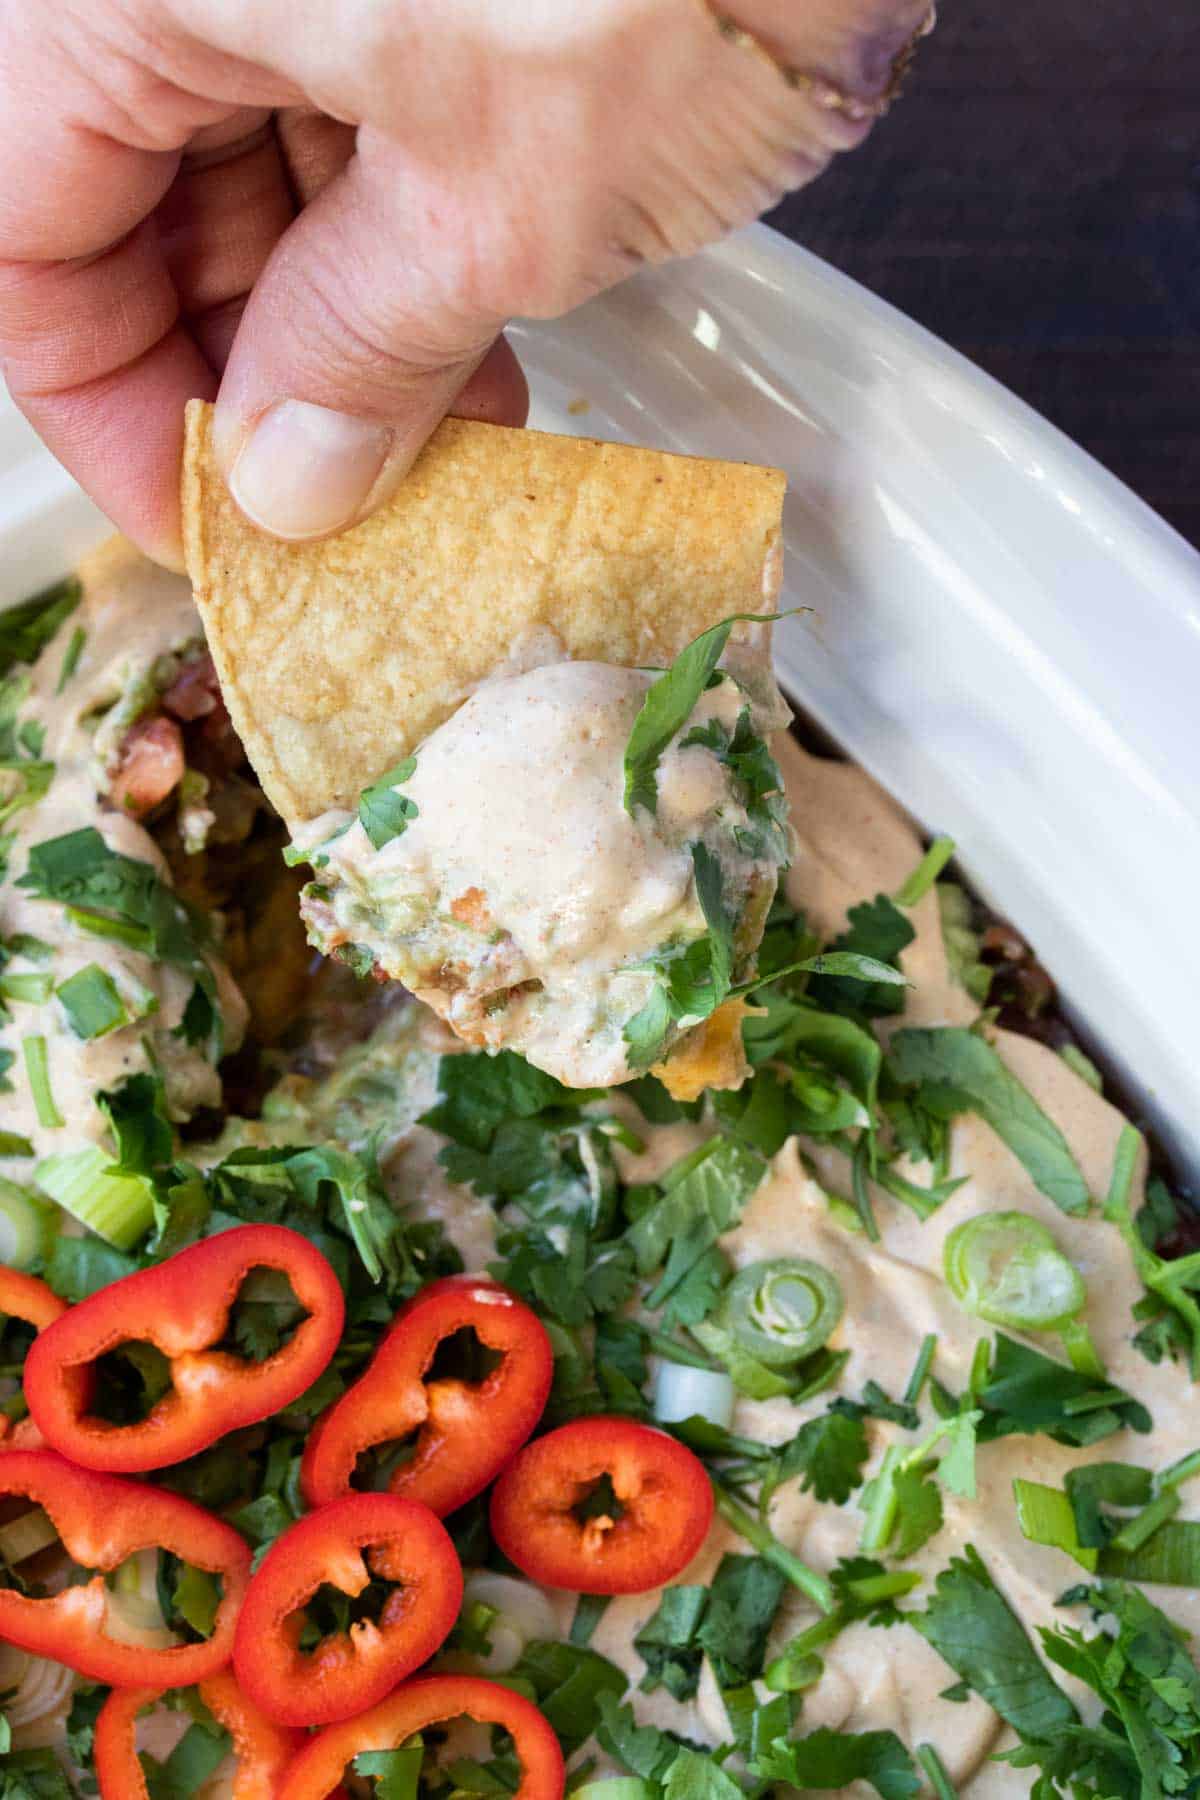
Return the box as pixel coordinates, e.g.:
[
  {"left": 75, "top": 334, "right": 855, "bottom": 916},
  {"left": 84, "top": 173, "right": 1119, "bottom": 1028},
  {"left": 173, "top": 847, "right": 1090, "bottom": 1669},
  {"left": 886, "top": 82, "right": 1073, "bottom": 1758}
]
[{"left": 182, "top": 401, "right": 784, "bottom": 821}]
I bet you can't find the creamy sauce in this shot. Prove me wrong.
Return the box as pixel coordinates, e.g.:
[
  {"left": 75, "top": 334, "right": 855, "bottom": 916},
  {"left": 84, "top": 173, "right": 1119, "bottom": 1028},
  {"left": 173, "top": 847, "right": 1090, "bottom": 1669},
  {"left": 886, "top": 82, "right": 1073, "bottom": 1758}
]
[
  {"left": 0, "top": 541, "right": 244, "bottom": 1178},
  {"left": 296, "top": 658, "right": 790, "bottom": 1087}
]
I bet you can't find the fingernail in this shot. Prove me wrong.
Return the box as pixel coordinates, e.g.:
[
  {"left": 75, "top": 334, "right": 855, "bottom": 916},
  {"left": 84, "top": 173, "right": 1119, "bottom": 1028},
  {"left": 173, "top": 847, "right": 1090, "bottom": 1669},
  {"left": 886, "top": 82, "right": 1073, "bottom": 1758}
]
[{"left": 228, "top": 400, "right": 392, "bottom": 539}]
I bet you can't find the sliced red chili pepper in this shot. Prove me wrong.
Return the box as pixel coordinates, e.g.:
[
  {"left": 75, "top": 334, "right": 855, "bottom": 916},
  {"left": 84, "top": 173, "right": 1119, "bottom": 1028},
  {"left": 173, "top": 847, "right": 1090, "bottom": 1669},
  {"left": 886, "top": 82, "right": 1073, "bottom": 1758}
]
[
  {"left": 301, "top": 1275, "right": 552, "bottom": 1514},
  {"left": 278, "top": 1673, "right": 565, "bottom": 1800},
  {"left": 232, "top": 1492, "right": 463, "bottom": 1727},
  {"left": 489, "top": 1415, "right": 713, "bottom": 1595},
  {"left": 0, "top": 1449, "right": 251, "bottom": 1687},
  {"left": 0, "top": 1267, "right": 81, "bottom": 1452},
  {"left": 95, "top": 1670, "right": 301, "bottom": 1799},
  {"left": 0, "top": 1268, "right": 66, "bottom": 1333},
  {"left": 24, "top": 1224, "right": 344, "bottom": 1472}
]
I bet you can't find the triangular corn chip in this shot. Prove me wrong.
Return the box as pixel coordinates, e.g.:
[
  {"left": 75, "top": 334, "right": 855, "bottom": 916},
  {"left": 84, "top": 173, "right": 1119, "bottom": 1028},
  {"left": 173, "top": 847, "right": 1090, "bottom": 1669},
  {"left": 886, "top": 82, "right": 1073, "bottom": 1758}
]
[{"left": 182, "top": 400, "right": 784, "bottom": 821}]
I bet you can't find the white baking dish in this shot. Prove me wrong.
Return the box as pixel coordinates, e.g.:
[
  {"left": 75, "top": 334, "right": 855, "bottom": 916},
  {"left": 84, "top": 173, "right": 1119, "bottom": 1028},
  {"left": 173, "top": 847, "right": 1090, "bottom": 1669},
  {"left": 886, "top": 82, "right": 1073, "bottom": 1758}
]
[{"left": 3, "top": 224, "right": 1198, "bottom": 1177}]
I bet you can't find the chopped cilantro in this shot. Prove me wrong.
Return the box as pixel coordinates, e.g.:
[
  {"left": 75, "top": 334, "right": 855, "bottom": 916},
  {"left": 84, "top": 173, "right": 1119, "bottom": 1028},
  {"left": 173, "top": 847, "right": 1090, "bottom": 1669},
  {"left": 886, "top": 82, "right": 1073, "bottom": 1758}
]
[
  {"left": 0, "top": 576, "right": 81, "bottom": 677},
  {"left": 888, "top": 1027, "right": 1091, "bottom": 1215},
  {"left": 622, "top": 613, "right": 778, "bottom": 816},
  {"left": 949, "top": 1332, "right": 1152, "bottom": 1448},
  {"left": 913, "top": 1546, "right": 1078, "bottom": 1740},
  {"left": 358, "top": 756, "right": 419, "bottom": 850},
  {"left": 752, "top": 1726, "right": 921, "bottom": 1798},
  {"left": 18, "top": 828, "right": 223, "bottom": 1056},
  {"left": 635, "top": 1584, "right": 709, "bottom": 1701},
  {"left": 353, "top": 1747, "right": 425, "bottom": 1800}
]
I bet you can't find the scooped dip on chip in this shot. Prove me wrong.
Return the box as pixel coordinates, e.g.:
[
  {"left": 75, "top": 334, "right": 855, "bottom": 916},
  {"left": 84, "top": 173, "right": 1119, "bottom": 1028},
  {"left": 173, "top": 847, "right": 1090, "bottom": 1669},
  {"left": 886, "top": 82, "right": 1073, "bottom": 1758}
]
[
  {"left": 289, "top": 645, "right": 793, "bottom": 1089},
  {"left": 182, "top": 402, "right": 791, "bottom": 1089}
]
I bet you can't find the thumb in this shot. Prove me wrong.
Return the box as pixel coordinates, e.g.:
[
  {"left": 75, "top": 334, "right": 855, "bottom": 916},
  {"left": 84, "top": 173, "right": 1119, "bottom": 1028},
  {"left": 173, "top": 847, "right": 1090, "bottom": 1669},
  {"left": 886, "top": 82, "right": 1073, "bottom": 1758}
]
[{"left": 211, "top": 138, "right": 528, "bottom": 541}]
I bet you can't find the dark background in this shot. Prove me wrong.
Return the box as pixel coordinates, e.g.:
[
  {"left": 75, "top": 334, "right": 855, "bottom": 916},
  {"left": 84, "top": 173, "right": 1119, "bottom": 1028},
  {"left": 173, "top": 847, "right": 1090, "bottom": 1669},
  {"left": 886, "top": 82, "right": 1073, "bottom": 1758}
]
[{"left": 767, "top": 0, "right": 1199, "bottom": 552}]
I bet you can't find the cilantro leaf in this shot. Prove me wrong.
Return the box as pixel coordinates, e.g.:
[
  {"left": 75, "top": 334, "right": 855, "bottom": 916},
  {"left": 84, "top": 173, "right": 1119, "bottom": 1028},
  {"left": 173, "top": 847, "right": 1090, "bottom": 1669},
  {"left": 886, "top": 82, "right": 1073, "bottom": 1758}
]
[
  {"left": 421, "top": 1049, "right": 589, "bottom": 1152},
  {"left": 622, "top": 614, "right": 777, "bottom": 816},
  {"left": 354, "top": 1748, "right": 425, "bottom": 1800},
  {"left": 691, "top": 841, "right": 733, "bottom": 999},
  {"left": 623, "top": 843, "right": 740, "bottom": 1072},
  {"left": 806, "top": 894, "right": 915, "bottom": 1019},
  {"left": 0, "top": 576, "right": 81, "bottom": 677},
  {"left": 752, "top": 1726, "right": 921, "bottom": 1799},
  {"left": 662, "top": 1747, "right": 747, "bottom": 1800},
  {"left": 507, "top": 1640, "right": 627, "bottom": 1753},
  {"left": 634, "top": 1585, "right": 708, "bottom": 1700},
  {"left": 594, "top": 1694, "right": 694, "bottom": 1785},
  {"left": 695, "top": 1554, "right": 786, "bottom": 1688},
  {"left": 888, "top": 1027, "right": 1091, "bottom": 1215},
  {"left": 624, "top": 1137, "right": 765, "bottom": 1306},
  {"left": 967, "top": 1332, "right": 1151, "bottom": 1448},
  {"left": 358, "top": 757, "right": 419, "bottom": 851},
  {"left": 995, "top": 1581, "right": 1200, "bottom": 1795},
  {"left": 99, "top": 1071, "right": 173, "bottom": 1173},
  {"left": 912, "top": 1546, "right": 1078, "bottom": 1740},
  {"left": 764, "top": 1409, "right": 870, "bottom": 1506},
  {"left": 889, "top": 1466, "right": 944, "bottom": 1558}
]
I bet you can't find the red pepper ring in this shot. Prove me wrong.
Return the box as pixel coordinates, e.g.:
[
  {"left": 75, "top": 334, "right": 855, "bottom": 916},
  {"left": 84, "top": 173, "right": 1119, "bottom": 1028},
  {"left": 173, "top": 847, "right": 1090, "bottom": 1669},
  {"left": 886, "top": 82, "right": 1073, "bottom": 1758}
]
[
  {"left": 233, "top": 1492, "right": 464, "bottom": 1727},
  {"left": 95, "top": 1671, "right": 302, "bottom": 1799},
  {"left": 24, "top": 1224, "right": 344, "bottom": 1472},
  {"left": 0, "top": 1267, "right": 68, "bottom": 1333},
  {"left": 489, "top": 1415, "right": 714, "bottom": 1595},
  {"left": 301, "top": 1275, "right": 553, "bottom": 1514},
  {"left": 0, "top": 1449, "right": 251, "bottom": 1687},
  {"left": 0, "top": 1268, "right": 81, "bottom": 1451},
  {"left": 279, "top": 1673, "right": 565, "bottom": 1800}
]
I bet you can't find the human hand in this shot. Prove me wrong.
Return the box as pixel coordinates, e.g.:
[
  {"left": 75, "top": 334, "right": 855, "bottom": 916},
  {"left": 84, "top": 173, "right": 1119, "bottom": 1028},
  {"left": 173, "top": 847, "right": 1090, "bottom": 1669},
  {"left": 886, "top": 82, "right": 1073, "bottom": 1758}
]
[{"left": 0, "top": 0, "right": 932, "bottom": 566}]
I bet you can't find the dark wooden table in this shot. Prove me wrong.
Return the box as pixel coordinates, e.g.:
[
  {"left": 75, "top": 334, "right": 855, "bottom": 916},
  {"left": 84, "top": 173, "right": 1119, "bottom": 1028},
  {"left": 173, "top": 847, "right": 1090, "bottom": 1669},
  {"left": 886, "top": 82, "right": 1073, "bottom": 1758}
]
[{"left": 767, "top": 0, "right": 1199, "bottom": 552}]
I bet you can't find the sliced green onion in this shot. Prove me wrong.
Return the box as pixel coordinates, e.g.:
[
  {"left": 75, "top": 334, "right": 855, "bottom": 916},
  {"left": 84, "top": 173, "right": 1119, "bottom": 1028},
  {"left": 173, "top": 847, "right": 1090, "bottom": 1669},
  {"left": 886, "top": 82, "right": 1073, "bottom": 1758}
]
[
  {"left": 1109, "top": 1488, "right": 1180, "bottom": 1553},
  {"left": 21, "top": 1036, "right": 62, "bottom": 1129},
  {"left": 1059, "top": 1044, "right": 1103, "bottom": 1093},
  {"left": 916, "top": 1743, "right": 958, "bottom": 1800},
  {"left": 903, "top": 1333, "right": 937, "bottom": 1406},
  {"left": 107, "top": 1547, "right": 172, "bottom": 1637},
  {"left": 1013, "top": 1478, "right": 1097, "bottom": 1572},
  {"left": 571, "top": 1781, "right": 653, "bottom": 1800},
  {"left": 0, "top": 1177, "right": 56, "bottom": 1269},
  {"left": 944, "top": 1209, "right": 1105, "bottom": 1377},
  {"left": 66, "top": 906, "right": 153, "bottom": 952},
  {"left": 569, "top": 1594, "right": 610, "bottom": 1648},
  {"left": 764, "top": 1645, "right": 826, "bottom": 1694},
  {"left": 944, "top": 1211, "right": 1083, "bottom": 1329},
  {"left": 712, "top": 1482, "right": 833, "bottom": 1614},
  {"left": 56, "top": 625, "right": 86, "bottom": 693},
  {"left": 1099, "top": 1519, "right": 1200, "bottom": 1586},
  {"left": 651, "top": 1361, "right": 735, "bottom": 1430},
  {"left": 715, "top": 1258, "right": 844, "bottom": 1368},
  {"left": 6, "top": 935, "right": 53, "bottom": 964},
  {"left": 858, "top": 1445, "right": 906, "bottom": 1555},
  {"left": 56, "top": 963, "right": 128, "bottom": 1040},
  {"left": 34, "top": 1147, "right": 153, "bottom": 1249},
  {"left": 0, "top": 972, "right": 53, "bottom": 1005},
  {"left": 452, "top": 1572, "right": 557, "bottom": 1674},
  {"left": 1160, "top": 1447, "right": 1200, "bottom": 1491},
  {"left": 0, "top": 1133, "right": 34, "bottom": 1158},
  {"left": 894, "top": 836, "right": 956, "bottom": 907},
  {"left": 0, "top": 1507, "right": 58, "bottom": 1565}
]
